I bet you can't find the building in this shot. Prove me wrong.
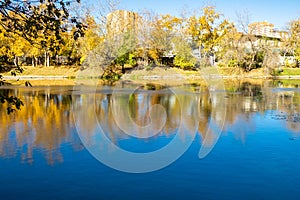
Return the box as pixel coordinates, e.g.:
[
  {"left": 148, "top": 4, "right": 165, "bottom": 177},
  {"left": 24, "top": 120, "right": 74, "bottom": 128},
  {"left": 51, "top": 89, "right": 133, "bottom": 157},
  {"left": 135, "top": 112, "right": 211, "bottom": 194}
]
[
  {"left": 248, "top": 21, "right": 288, "bottom": 40},
  {"left": 248, "top": 22, "right": 274, "bottom": 37},
  {"left": 106, "top": 10, "right": 140, "bottom": 36}
]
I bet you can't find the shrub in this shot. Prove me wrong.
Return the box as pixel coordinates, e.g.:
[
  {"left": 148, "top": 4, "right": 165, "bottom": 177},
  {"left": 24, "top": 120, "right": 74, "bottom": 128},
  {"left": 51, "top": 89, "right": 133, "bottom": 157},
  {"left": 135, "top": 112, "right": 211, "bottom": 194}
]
[{"left": 228, "top": 59, "right": 239, "bottom": 68}]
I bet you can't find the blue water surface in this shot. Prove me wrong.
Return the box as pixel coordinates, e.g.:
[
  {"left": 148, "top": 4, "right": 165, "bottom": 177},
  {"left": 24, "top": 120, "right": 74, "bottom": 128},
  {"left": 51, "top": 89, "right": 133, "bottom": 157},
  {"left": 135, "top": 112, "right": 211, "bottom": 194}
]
[{"left": 0, "top": 83, "right": 300, "bottom": 200}]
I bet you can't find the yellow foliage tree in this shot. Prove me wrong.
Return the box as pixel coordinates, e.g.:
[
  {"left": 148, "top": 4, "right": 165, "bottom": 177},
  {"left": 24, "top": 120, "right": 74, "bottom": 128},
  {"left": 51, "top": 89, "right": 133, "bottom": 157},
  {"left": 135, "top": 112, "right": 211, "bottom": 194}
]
[
  {"left": 78, "top": 15, "right": 104, "bottom": 64},
  {"left": 186, "top": 6, "right": 232, "bottom": 65}
]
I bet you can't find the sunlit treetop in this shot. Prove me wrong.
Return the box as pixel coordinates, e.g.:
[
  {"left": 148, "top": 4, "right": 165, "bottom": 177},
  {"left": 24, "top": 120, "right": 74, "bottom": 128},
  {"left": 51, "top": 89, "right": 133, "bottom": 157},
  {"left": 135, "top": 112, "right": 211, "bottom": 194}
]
[{"left": 0, "top": 0, "right": 85, "bottom": 48}]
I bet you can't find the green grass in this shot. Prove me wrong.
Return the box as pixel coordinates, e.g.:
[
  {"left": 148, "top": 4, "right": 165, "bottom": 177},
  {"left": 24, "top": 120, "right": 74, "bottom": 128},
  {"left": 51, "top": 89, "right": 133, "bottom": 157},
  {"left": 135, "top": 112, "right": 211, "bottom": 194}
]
[
  {"left": 273, "top": 79, "right": 300, "bottom": 86},
  {"left": 278, "top": 68, "right": 300, "bottom": 76}
]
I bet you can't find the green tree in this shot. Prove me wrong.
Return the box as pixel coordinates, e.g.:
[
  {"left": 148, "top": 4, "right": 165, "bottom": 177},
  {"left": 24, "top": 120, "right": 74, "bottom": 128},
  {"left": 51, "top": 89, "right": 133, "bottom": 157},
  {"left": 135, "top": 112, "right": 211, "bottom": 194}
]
[{"left": 172, "top": 35, "right": 196, "bottom": 69}]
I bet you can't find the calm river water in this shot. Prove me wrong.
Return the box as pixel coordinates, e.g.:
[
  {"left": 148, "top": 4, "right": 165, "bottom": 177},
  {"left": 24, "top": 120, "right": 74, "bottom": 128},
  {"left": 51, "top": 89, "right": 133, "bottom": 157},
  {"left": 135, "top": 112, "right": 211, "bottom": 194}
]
[{"left": 1, "top": 79, "right": 300, "bottom": 199}]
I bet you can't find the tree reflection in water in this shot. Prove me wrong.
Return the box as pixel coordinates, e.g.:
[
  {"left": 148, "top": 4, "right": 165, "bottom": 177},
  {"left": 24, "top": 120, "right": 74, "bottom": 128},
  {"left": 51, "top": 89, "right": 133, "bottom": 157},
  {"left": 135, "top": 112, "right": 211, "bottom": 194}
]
[
  {"left": 0, "top": 87, "right": 83, "bottom": 165},
  {"left": 0, "top": 80, "right": 300, "bottom": 165}
]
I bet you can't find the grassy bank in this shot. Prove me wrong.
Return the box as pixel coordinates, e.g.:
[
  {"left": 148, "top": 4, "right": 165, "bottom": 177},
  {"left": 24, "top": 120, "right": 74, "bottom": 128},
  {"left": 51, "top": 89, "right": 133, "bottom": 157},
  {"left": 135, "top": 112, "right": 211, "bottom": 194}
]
[
  {"left": 2, "top": 66, "right": 80, "bottom": 77},
  {"left": 276, "top": 68, "right": 300, "bottom": 76},
  {"left": 122, "top": 67, "right": 269, "bottom": 80},
  {"left": 2, "top": 66, "right": 300, "bottom": 87}
]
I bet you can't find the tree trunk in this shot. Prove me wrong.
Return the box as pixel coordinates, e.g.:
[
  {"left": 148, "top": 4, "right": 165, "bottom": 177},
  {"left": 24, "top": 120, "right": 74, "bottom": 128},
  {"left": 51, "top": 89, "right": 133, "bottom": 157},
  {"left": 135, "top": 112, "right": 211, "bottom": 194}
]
[
  {"left": 56, "top": 54, "right": 59, "bottom": 66},
  {"left": 282, "top": 52, "right": 287, "bottom": 66},
  {"left": 44, "top": 51, "right": 47, "bottom": 67},
  {"left": 47, "top": 54, "right": 50, "bottom": 67},
  {"left": 44, "top": 51, "right": 50, "bottom": 67},
  {"left": 13, "top": 56, "right": 18, "bottom": 67},
  {"left": 32, "top": 56, "right": 36, "bottom": 67}
]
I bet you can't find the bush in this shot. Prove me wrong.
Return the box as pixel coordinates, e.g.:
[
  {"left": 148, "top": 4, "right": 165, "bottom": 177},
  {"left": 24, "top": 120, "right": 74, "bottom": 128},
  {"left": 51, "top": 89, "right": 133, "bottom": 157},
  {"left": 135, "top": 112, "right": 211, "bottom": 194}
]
[
  {"left": 228, "top": 59, "right": 239, "bottom": 68},
  {"left": 144, "top": 63, "right": 155, "bottom": 71},
  {"left": 174, "top": 56, "right": 196, "bottom": 70},
  {"left": 285, "top": 60, "right": 298, "bottom": 68}
]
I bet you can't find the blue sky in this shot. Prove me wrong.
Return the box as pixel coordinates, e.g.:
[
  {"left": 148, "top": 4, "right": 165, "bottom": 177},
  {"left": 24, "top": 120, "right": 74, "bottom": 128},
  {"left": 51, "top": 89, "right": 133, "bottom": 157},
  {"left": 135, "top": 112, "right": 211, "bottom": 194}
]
[{"left": 85, "top": 0, "right": 300, "bottom": 30}]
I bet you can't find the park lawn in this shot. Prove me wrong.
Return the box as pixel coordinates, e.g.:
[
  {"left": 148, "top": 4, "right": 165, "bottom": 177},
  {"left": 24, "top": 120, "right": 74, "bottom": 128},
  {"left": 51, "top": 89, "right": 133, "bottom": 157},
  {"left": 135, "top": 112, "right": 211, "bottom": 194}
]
[
  {"left": 2, "top": 66, "right": 80, "bottom": 77},
  {"left": 279, "top": 68, "right": 300, "bottom": 76},
  {"left": 2, "top": 66, "right": 300, "bottom": 80}
]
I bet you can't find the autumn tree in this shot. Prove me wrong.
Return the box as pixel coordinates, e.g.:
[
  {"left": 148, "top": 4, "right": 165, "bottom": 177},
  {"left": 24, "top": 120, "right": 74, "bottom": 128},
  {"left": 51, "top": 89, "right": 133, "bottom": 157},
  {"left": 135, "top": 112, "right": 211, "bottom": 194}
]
[
  {"left": 186, "top": 6, "right": 232, "bottom": 66},
  {"left": 0, "top": 23, "right": 30, "bottom": 66},
  {"left": 217, "top": 11, "right": 279, "bottom": 73},
  {"left": 172, "top": 30, "right": 196, "bottom": 69},
  {"left": 78, "top": 14, "right": 104, "bottom": 65},
  {"left": 0, "top": 0, "right": 84, "bottom": 113},
  {"left": 286, "top": 18, "right": 300, "bottom": 67},
  {"left": 0, "top": 0, "right": 84, "bottom": 47},
  {"left": 148, "top": 14, "right": 181, "bottom": 64},
  {"left": 81, "top": 8, "right": 139, "bottom": 81},
  {"left": 238, "top": 15, "right": 263, "bottom": 71}
]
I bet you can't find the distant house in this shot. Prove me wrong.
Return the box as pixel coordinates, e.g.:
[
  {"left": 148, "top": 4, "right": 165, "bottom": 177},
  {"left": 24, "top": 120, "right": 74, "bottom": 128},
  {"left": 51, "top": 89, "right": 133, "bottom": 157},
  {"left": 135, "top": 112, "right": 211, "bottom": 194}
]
[{"left": 248, "top": 21, "right": 288, "bottom": 40}]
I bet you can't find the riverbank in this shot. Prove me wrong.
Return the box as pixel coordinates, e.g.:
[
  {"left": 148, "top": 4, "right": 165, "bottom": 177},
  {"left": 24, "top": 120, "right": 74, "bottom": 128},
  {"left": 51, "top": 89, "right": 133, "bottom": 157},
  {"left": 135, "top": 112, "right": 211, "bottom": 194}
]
[
  {"left": 2, "top": 66, "right": 300, "bottom": 86},
  {"left": 1, "top": 66, "right": 80, "bottom": 77},
  {"left": 121, "top": 67, "right": 300, "bottom": 81}
]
